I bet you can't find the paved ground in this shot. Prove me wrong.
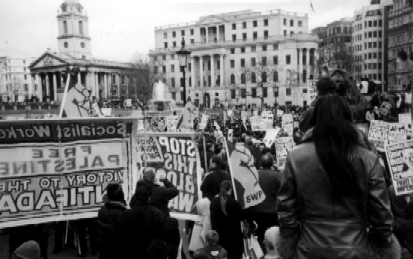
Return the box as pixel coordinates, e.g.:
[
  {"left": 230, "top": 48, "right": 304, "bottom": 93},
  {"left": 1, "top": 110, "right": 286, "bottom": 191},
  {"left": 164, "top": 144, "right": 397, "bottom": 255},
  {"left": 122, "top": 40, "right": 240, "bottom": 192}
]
[{"left": 1, "top": 224, "right": 412, "bottom": 259}]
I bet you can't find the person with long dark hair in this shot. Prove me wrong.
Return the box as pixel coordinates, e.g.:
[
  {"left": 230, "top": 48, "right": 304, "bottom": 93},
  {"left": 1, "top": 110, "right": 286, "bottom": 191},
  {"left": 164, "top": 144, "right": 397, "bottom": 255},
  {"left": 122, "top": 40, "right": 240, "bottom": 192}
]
[
  {"left": 276, "top": 95, "right": 400, "bottom": 259},
  {"left": 210, "top": 180, "right": 246, "bottom": 259}
]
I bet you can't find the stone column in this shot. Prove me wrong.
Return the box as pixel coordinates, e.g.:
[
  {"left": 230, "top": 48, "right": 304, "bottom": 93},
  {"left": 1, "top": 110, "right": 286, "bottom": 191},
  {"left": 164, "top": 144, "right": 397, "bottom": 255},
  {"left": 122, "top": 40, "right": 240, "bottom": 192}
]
[
  {"left": 216, "top": 26, "right": 219, "bottom": 41},
  {"left": 31, "top": 75, "right": 35, "bottom": 98},
  {"left": 199, "top": 56, "right": 203, "bottom": 87},
  {"left": 77, "top": 72, "right": 81, "bottom": 86},
  {"left": 116, "top": 74, "right": 120, "bottom": 99},
  {"left": 37, "top": 74, "right": 43, "bottom": 101},
  {"left": 103, "top": 73, "right": 108, "bottom": 99},
  {"left": 297, "top": 48, "right": 302, "bottom": 83},
  {"left": 210, "top": 54, "right": 215, "bottom": 87},
  {"left": 191, "top": 56, "right": 195, "bottom": 88},
  {"left": 306, "top": 49, "right": 310, "bottom": 80},
  {"left": 90, "top": 71, "right": 96, "bottom": 100},
  {"left": 45, "top": 74, "right": 50, "bottom": 101},
  {"left": 220, "top": 54, "right": 224, "bottom": 86},
  {"left": 95, "top": 72, "right": 99, "bottom": 101},
  {"left": 206, "top": 27, "right": 209, "bottom": 44},
  {"left": 52, "top": 73, "right": 57, "bottom": 102}
]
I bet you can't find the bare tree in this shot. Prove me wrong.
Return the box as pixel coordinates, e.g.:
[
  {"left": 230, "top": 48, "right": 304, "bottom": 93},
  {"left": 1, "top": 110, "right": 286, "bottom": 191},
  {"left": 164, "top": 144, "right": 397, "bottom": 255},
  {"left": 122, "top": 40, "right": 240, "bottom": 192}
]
[
  {"left": 129, "top": 53, "right": 166, "bottom": 109},
  {"left": 240, "top": 55, "right": 278, "bottom": 110}
]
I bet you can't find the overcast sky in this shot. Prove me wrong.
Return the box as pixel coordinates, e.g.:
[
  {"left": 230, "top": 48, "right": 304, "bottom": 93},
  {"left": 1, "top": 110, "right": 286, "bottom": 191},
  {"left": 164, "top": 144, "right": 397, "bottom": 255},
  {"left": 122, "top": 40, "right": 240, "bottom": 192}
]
[{"left": 0, "top": 0, "right": 371, "bottom": 62}]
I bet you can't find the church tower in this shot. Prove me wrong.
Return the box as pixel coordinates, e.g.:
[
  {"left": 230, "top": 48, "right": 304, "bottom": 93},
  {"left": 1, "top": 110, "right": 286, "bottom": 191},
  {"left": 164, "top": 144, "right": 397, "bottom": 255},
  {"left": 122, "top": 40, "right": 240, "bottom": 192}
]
[{"left": 57, "top": 0, "right": 92, "bottom": 59}]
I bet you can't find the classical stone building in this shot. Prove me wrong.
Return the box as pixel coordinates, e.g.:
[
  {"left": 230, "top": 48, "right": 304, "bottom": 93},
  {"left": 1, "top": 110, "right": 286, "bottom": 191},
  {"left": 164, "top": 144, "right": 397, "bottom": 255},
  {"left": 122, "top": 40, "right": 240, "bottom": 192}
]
[
  {"left": 149, "top": 9, "right": 318, "bottom": 107},
  {"left": 29, "top": 0, "right": 141, "bottom": 103}
]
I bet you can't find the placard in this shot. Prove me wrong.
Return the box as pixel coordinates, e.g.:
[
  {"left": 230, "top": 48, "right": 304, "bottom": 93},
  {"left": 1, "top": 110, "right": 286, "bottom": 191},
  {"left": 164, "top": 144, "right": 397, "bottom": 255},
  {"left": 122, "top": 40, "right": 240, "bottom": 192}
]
[
  {"left": 198, "top": 114, "right": 209, "bottom": 130},
  {"left": 385, "top": 140, "right": 413, "bottom": 196},
  {"left": 388, "top": 123, "right": 407, "bottom": 145},
  {"left": 368, "top": 120, "right": 390, "bottom": 151},
  {"left": 275, "top": 137, "right": 294, "bottom": 169},
  {"left": 250, "top": 116, "right": 262, "bottom": 132},
  {"left": 263, "top": 128, "right": 281, "bottom": 148}
]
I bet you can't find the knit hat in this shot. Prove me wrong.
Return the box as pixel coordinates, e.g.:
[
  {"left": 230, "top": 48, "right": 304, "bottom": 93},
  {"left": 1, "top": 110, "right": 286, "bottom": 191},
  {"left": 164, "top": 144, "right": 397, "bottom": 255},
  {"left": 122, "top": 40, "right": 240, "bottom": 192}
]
[
  {"left": 12, "top": 241, "right": 41, "bottom": 259},
  {"left": 106, "top": 183, "right": 125, "bottom": 203}
]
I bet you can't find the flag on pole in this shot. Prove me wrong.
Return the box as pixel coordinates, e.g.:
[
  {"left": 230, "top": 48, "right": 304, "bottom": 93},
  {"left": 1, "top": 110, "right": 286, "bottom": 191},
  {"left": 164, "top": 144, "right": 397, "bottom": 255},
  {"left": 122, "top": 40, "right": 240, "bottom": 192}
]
[{"left": 310, "top": 1, "right": 315, "bottom": 12}]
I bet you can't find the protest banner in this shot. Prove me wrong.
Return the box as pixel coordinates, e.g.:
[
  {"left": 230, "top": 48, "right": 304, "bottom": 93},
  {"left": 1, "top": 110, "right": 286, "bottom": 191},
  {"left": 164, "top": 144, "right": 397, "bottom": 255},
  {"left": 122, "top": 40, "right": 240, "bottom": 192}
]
[
  {"left": 0, "top": 118, "right": 135, "bottom": 228},
  {"left": 226, "top": 142, "right": 266, "bottom": 209},
  {"left": 135, "top": 133, "right": 202, "bottom": 220},
  {"left": 198, "top": 114, "right": 209, "bottom": 130},
  {"left": 368, "top": 120, "right": 390, "bottom": 151},
  {"left": 250, "top": 116, "right": 261, "bottom": 131},
  {"left": 263, "top": 128, "right": 281, "bottom": 148},
  {"left": 166, "top": 116, "right": 180, "bottom": 132},
  {"left": 275, "top": 137, "right": 294, "bottom": 169},
  {"left": 399, "top": 113, "right": 412, "bottom": 139},
  {"left": 385, "top": 140, "right": 413, "bottom": 195},
  {"left": 388, "top": 123, "right": 407, "bottom": 144}
]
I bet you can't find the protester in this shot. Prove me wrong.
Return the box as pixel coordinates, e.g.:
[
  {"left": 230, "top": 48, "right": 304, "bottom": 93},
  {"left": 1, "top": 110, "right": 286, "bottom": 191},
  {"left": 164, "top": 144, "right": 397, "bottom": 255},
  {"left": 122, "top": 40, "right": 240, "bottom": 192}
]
[
  {"left": 193, "top": 230, "right": 228, "bottom": 259},
  {"left": 276, "top": 95, "right": 400, "bottom": 258},
  {"left": 201, "top": 156, "right": 231, "bottom": 201},
  {"left": 12, "top": 241, "right": 41, "bottom": 259},
  {"left": 97, "top": 183, "right": 127, "bottom": 259},
  {"left": 210, "top": 180, "right": 247, "bottom": 259},
  {"left": 76, "top": 218, "right": 98, "bottom": 257},
  {"left": 263, "top": 227, "right": 282, "bottom": 259},
  {"left": 145, "top": 240, "right": 169, "bottom": 259},
  {"left": 251, "top": 155, "right": 282, "bottom": 253},
  {"left": 189, "top": 197, "right": 212, "bottom": 255},
  {"left": 115, "top": 180, "right": 165, "bottom": 259}
]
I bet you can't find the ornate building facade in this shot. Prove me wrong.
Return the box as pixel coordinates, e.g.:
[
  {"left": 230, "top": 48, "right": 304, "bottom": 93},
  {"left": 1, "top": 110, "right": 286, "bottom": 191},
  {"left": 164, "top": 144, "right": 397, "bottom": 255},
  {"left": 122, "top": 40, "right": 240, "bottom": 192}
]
[{"left": 149, "top": 9, "right": 318, "bottom": 107}]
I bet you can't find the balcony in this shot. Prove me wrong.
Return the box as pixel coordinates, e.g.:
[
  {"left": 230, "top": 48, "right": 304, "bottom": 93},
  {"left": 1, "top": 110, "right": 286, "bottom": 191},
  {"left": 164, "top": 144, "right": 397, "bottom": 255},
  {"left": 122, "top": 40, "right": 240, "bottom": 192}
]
[
  {"left": 388, "top": 5, "right": 413, "bottom": 18},
  {"left": 150, "top": 33, "right": 318, "bottom": 54}
]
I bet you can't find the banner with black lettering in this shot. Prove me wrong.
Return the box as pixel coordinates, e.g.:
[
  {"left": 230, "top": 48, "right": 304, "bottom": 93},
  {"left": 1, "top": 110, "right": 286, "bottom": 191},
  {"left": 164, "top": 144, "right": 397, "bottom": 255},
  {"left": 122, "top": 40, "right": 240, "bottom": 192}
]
[
  {"left": 0, "top": 118, "right": 135, "bottom": 228},
  {"left": 385, "top": 140, "right": 413, "bottom": 196},
  {"left": 135, "top": 133, "right": 202, "bottom": 220},
  {"left": 368, "top": 120, "right": 390, "bottom": 151}
]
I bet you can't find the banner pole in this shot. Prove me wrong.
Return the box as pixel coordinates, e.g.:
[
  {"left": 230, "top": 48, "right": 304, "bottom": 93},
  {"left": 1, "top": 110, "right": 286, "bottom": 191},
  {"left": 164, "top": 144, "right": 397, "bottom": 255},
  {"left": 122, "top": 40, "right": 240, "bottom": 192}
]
[
  {"left": 224, "top": 141, "right": 238, "bottom": 201},
  {"left": 144, "top": 113, "right": 147, "bottom": 170},
  {"left": 203, "top": 134, "right": 208, "bottom": 174},
  {"left": 59, "top": 71, "right": 71, "bottom": 118}
]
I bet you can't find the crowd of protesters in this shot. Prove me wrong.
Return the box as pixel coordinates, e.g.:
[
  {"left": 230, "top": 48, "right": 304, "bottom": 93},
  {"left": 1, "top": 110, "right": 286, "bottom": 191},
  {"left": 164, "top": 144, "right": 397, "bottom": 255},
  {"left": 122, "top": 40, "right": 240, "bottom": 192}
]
[{"left": 6, "top": 69, "right": 413, "bottom": 259}]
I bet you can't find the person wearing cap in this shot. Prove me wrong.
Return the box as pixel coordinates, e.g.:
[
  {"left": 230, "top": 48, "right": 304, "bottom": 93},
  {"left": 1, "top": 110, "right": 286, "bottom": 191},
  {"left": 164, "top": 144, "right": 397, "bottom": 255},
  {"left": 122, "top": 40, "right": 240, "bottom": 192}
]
[
  {"left": 12, "top": 240, "right": 41, "bottom": 259},
  {"left": 201, "top": 155, "right": 231, "bottom": 201},
  {"left": 97, "top": 183, "right": 127, "bottom": 259}
]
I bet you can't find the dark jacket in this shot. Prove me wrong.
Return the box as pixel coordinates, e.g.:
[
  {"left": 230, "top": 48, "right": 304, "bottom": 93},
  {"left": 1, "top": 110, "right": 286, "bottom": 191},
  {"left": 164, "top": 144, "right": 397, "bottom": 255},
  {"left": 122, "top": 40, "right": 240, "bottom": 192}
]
[
  {"left": 97, "top": 201, "right": 127, "bottom": 259},
  {"left": 201, "top": 169, "right": 231, "bottom": 201},
  {"left": 210, "top": 196, "right": 246, "bottom": 257},
  {"left": 276, "top": 129, "right": 395, "bottom": 259},
  {"left": 151, "top": 179, "right": 179, "bottom": 218},
  {"left": 254, "top": 169, "right": 282, "bottom": 213},
  {"left": 115, "top": 202, "right": 166, "bottom": 259}
]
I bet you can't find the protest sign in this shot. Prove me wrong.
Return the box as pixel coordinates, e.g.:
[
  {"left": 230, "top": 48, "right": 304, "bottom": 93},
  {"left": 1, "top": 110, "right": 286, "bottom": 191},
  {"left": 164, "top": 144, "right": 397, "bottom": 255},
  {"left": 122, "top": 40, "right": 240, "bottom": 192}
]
[
  {"left": 368, "top": 120, "right": 390, "bottom": 151},
  {"left": 241, "top": 111, "right": 248, "bottom": 121},
  {"left": 388, "top": 123, "right": 407, "bottom": 144},
  {"left": 250, "top": 116, "right": 261, "bottom": 131},
  {"left": 101, "top": 108, "right": 112, "bottom": 117},
  {"left": 198, "top": 114, "right": 209, "bottom": 130},
  {"left": 135, "top": 133, "right": 202, "bottom": 220},
  {"left": 177, "top": 102, "right": 195, "bottom": 131},
  {"left": 275, "top": 137, "right": 294, "bottom": 169},
  {"left": 307, "top": 80, "right": 317, "bottom": 103},
  {"left": 166, "top": 116, "right": 180, "bottom": 132},
  {"left": 226, "top": 142, "right": 266, "bottom": 209},
  {"left": 0, "top": 119, "right": 135, "bottom": 228},
  {"left": 276, "top": 109, "right": 284, "bottom": 117},
  {"left": 399, "top": 113, "right": 412, "bottom": 139},
  {"left": 263, "top": 128, "right": 281, "bottom": 148},
  {"left": 385, "top": 140, "right": 413, "bottom": 195},
  {"left": 282, "top": 114, "right": 294, "bottom": 136},
  {"left": 228, "top": 129, "right": 233, "bottom": 142}
]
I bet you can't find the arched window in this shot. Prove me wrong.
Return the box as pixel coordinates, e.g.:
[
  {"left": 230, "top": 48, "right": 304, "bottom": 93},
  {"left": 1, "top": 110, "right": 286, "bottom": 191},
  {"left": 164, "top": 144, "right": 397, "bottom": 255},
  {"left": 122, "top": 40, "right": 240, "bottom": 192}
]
[
  {"left": 251, "top": 72, "right": 256, "bottom": 83},
  {"left": 273, "top": 71, "right": 278, "bottom": 82},
  {"left": 63, "top": 21, "right": 68, "bottom": 34},
  {"left": 241, "top": 73, "right": 246, "bottom": 84},
  {"left": 171, "top": 78, "right": 175, "bottom": 87},
  {"left": 262, "top": 72, "right": 267, "bottom": 83},
  {"left": 79, "top": 21, "right": 84, "bottom": 35},
  {"left": 230, "top": 74, "right": 235, "bottom": 84}
]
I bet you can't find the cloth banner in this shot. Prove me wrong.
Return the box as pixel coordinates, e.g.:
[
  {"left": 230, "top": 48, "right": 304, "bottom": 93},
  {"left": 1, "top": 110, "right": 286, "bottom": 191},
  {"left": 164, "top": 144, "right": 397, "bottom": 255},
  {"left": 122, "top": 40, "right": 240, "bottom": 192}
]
[
  {"left": 0, "top": 119, "right": 135, "bottom": 228},
  {"left": 385, "top": 140, "right": 413, "bottom": 195},
  {"left": 263, "top": 128, "right": 281, "bottom": 148},
  {"left": 275, "top": 137, "right": 294, "bottom": 169},
  {"left": 226, "top": 142, "right": 266, "bottom": 209},
  {"left": 135, "top": 133, "right": 202, "bottom": 220},
  {"left": 368, "top": 120, "right": 390, "bottom": 151}
]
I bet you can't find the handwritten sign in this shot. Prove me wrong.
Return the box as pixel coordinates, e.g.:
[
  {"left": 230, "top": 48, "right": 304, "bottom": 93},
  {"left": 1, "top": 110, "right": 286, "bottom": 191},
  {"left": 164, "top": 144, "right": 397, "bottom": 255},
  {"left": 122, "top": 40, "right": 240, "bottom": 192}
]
[{"left": 385, "top": 140, "right": 413, "bottom": 195}]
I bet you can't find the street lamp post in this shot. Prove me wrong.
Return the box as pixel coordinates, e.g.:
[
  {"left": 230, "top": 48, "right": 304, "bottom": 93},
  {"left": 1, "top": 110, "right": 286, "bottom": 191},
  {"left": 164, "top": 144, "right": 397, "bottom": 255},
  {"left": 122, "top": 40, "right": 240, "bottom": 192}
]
[{"left": 176, "top": 38, "right": 191, "bottom": 104}]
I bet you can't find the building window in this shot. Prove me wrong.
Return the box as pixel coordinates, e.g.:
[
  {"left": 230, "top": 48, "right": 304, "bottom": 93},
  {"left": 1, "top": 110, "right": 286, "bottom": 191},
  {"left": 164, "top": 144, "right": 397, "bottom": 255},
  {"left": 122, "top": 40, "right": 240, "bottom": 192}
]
[
  {"left": 264, "top": 19, "right": 268, "bottom": 26},
  {"left": 173, "top": 42, "right": 176, "bottom": 47},
  {"left": 290, "top": 19, "right": 294, "bottom": 27},
  {"left": 298, "top": 21, "right": 303, "bottom": 27},
  {"left": 369, "top": 32, "right": 372, "bottom": 38},
  {"left": 243, "top": 22, "right": 247, "bottom": 29},
  {"left": 253, "top": 21, "right": 257, "bottom": 27},
  {"left": 232, "top": 23, "right": 236, "bottom": 30},
  {"left": 241, "top": 47, "right": 245, "bottom": 53},
  {"left": 63, "top": 21, "right": 68, "bottom": 34},
  {"left": 369, "top": 21, "right": 372, "bottom": 27},
  {"left": 230, "top": 48, "right": 235, "bottom": 54},
  {"left": 252, "top": 72, "right": 256, "bottom": 83},
  {"left": 112, "top": 75, "right": 116, "bottom": 84},
  {"left": 378, "top": 63, "right": 382, "bottom": 69},
  {"left": 263, "top": 87, "right": 268, "bottom": 98},
  {"left": 273, "top": 56, "right": 278, "bottom": 65},
  {"left": 283, "top": 18, "right": 286, "bottom": 25},
  {"left": 251, "top": 58, "right": 256, "bottom": 66},
  {"left": 232, "top": 34, "right": 236, "bottom": 42},
  {"left": 286, "top": 54, "right": 291, "bottom": 64},
  {"left": 172, "top": 31, "right": 176, "bottom": 37},
  {"left": 379, "top": 42, "right": 382, "bottom": 48},
  {"left": 171, "top": 78, "right": 175, "bottom": 87},
  {"left": 172, "top": 92, "right": 176, "bottom": 100},
  {"left": 262, "top": 45, "right": 267, "bottom": 51},
  {"left": 171, "top": 65, "right": 175, "bottom": 73},
  {"left": 80, "top": 42, "right": 85, "bottom": 48},
  {"left": 373, "top": 31, "right": 377, "bottom": 37},
  {"left": 368, "top": 42, "right": 372, "bottom": 48},
  {"left": 251, "top": 46, "right": 256, "bottom": 52},
  {"left": 303, "top": 88, "right": 308, "bottom": 94},
  {"left": 230, "top": 60, "right": 235, "bottom": 68},
  {"left": 181, "top": 30, "right": 185, "bottom": 36},
  {"left": 230, "top": 74, "right": 235, "bottom": 84},
  {"left": 242, "top": 33, "right": 247, "bottom": 41},
  {"left": 284, "top": 30, "right": 287, "bottom": 36},
  {"left": 262, "top": 72, "right": 267, "bottom": 83},
  {"left": 240, "top": 89, "right": 246, "bottom": 99},
  {"left": 264, "top": 30, "right": 268, "bottom": 38},
  {"left": 164, "top": 42, "right": 168, "bottom": 49},
  {"left": 262, "top": 57, "right": 267, "bottom": 66},
  {"left": 241, "top": 58, "right": 245, "bottom": 67},
  {"left": 373, "top": 42, "right": 377, "bottom": 48},
  {"left": 231, "top": 89, "right": 236, "bottom": 99},
  {"left": 64, "top": 42, "right": 68, "bottom": 48},
  {"left": 286, "top": 88, "right": 291, "bottom": 96},
  {"left": 79, "top": 21, "right": 83, "bottom": 35},
  {"left": 241, "top": 73, "right": 246, "bottom": 84},
  {"left": 251, "top": 88, "right": 257, "bottom": 98},
  {"left": 162, "top": 66, "right": 166, "bottom": 73},
  {"left": 368, "top": 53, "right": 372, "bottom": 59},
  {"left": 379, "top": 20, "right": 382, "bottom": 27},
  {"left": 164, "top": 33, "right": 167, "bottom": 39},
  {"left": 290, "top": 31, "right": 294, "bottom": 36},
  {"left": 190, "top": 39, "right": 194, "bottom": 44},
  {"left": 253, "top": 32, "right": 258, "bottom": 39},
  {"left": 273, "top": 44, "right": 278, "bottom": 50},
  {"left": 273, "top": 71, "right": 278, "bottom": 82},
  {"left": 374, "top": 20, "right": 377, "bottom": 27}
]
